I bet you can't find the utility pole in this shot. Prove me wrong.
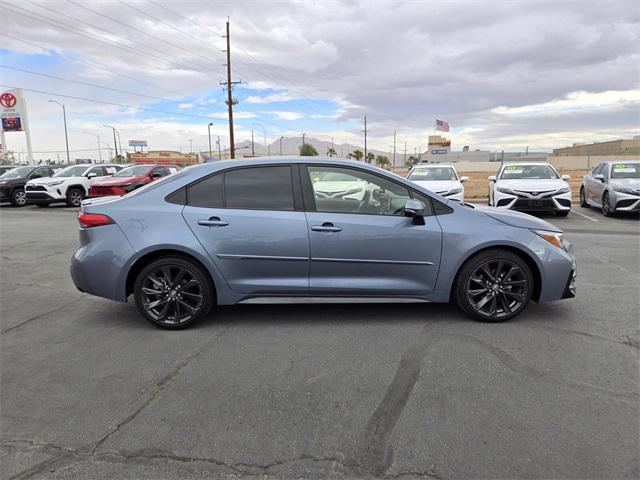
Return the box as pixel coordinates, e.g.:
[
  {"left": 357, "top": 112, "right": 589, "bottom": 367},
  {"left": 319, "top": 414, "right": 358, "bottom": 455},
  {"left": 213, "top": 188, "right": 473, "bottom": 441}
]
[
  {"left": 104, "top": 124, "right": 118, "bottom": 159},
  {"left": 393, "top": 129, "right": 396, "bottom": 170},
  {"left": 302, "top": 133, "right": 306, "bottom": 146},
  {"left": 221, "top": 19, "right": 240, "bottom": 159},
  {"left": 279, "top": 136, "right": 283, "bottom": 155},
  {"left": 49, "top": 100, "right": 70, "bottom": 163},
  {"left": 207, "top": 122, "right": 213, "bottom": 158},
  {"left": 251, "top": 129, "right": 255, "bottom": 157},
  {"left": 363, "top": 116, "right": 367, "bottom": 162},
  {"left": 217, "top": 136, "right": 222, "bottom": 159}
]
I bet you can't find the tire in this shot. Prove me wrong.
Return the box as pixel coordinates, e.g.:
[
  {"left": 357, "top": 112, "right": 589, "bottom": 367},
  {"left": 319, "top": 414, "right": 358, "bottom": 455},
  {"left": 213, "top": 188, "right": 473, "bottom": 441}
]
[
  {"left": 454, "top": 249, "right": 533, "bottom": 323},
  {"left": 602, "top": 192, "right": 613, "bottom": 217},
  {"left": 10, "top": 188, "right": 27, "bottom": 207},
  {"left": 34, "top": 202, "right": 51, "bottom": 208},
  {"left": 134, "top": 256, "right": 214, "bottom": 329},
  {"left": 66, "top": 188, "right": 84, "bottom": 207},
  {"left": 579, "top": 187, "right": 589, "bottom": 208},
  {"left": 555, "top": 210, "right": 570, "bottom": 217}
]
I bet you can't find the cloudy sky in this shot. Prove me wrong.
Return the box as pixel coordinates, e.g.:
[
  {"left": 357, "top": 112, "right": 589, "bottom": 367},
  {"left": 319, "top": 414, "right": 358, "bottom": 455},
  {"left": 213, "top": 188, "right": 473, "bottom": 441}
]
[{"left": 1, "top": 0, "right": 639, "bottom": 160}]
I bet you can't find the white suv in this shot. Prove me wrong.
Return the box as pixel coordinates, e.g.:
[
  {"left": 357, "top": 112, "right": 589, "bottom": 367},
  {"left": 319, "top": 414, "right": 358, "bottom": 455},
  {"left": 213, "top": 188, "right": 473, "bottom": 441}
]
[{"left": 25, "top": 164, "right": 122, "bottom": 207}]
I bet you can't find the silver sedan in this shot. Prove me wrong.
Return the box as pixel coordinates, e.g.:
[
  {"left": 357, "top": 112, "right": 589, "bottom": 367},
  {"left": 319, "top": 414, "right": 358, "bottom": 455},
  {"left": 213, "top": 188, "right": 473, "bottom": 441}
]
[{"left": 580, "top": 160, "right": 640, "bottom": 216}]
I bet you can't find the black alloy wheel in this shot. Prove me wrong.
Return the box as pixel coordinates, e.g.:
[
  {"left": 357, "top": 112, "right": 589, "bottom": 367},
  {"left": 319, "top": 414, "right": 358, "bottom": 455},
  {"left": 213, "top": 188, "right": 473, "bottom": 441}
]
[
  {"left": 602, "top": 192, "right": 613, "bottom": 217},
  {"left": 455, "top": 249, "right": 532, "bottom": 322},
  {"left": 134, "top": 257, "right": 213, "bottom": 329}
]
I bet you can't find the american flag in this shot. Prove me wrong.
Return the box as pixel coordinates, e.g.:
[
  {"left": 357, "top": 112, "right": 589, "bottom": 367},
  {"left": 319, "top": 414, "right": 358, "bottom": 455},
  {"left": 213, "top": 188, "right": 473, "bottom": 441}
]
[{"left": 436, "top": 119, "right": 450, "bottom": 132}]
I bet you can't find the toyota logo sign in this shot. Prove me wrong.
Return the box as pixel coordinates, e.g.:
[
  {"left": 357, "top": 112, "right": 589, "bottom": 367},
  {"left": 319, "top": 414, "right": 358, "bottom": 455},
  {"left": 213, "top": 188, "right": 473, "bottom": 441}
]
[{"left": 0, "top": 92, "right": 17, "bottom": 109}]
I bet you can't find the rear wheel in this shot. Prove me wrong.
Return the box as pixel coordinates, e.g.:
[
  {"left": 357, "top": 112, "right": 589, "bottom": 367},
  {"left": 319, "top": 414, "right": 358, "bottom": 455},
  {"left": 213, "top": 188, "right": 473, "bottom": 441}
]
[
  {"left": 10, "top": 189, "right": 27, "bottom": 207},
  {"left": 602, "top": 192, "right": 613, "bottom": 217},
  {"left": 134, "top": 256, "right": 214, "bottom": 329},
  {"left": 66, "top": 188, "right": 84, "bottom": 207},
  {"left": 579, "top": 187, "right": 589, "bottom": 208},
  {"left": 454, "top": 249, "right": 533, "bottom": 322}
]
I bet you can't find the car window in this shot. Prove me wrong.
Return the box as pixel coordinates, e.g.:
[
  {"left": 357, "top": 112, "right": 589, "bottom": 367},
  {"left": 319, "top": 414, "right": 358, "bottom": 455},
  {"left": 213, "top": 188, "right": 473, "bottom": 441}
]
[
  {"left": 408, "top": 166, "right": 457, "bottom": 181},
  {"left": 30, "top": 168, "right": 49, "bottom": 179},
  {"left": 225, "top": 166, "right": 294, "bottom": 211},
  {"left": 53, "top": 165, "right": 90, "bottom": 177},
  {"left": 610, "top": 163, "right": 640, "bottom": 179},
  {"left": 188, "top": 173, "right": 223, "bottom": 208},
  {"left": 167, "top": 167, "right": 179, "bottom": 174},
  {"left": 307, "top": 166, "right": 412, "bottom": 216},
  {"left": 103, "top": 166, "right": 118, "bottom": 175},
  {"left": 0, "top": 166, "right": 33, "bottom": 178},
  {"left": 591, "top": 163, "right": 604, "bottom": 176},
  {"left": 500, "top": 164, "right": 559, "bottom": 179},
  {"left": 85, "top": 166, "right": 104, "bottom": 177}
]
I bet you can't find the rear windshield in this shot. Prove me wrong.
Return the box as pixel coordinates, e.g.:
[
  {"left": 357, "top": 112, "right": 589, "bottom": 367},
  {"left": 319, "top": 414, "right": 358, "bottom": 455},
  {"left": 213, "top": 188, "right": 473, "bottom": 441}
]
[
  {"left": 500, "top": 164, "right": 558, "bottom": 180},
  {"left": 114, "top": 165, "right": 151, "bottom": 177},
  {"left": 0, "top": 166, "right": 34, "bottom": 178},
  {"left": 610, "top": 163, "right": 640, "bottom": 179},
  {"left": 409, "top": 167, "right": 457, "bottom": 181},
  {"left": 53, "top": 165, "right": 90, "bottom": 178}
]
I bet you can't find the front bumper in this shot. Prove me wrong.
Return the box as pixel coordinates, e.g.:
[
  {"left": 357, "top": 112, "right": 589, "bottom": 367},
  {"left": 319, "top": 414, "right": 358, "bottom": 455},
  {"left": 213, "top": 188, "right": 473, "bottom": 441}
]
[
  {"left": 25, "top": 185, "right": 65, "bottom": 202},
  {"left": 495, "top": 190, "right": 571, "bottom": 212},
  {"left": 610, "top": 191, "right": 640, "bottom": 212}
]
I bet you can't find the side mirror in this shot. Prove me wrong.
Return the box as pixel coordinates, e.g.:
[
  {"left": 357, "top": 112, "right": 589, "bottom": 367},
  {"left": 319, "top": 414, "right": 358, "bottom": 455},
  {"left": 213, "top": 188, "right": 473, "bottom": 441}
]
[
  {"left": 87, "top": 172, "right": 97, "bottom": 179},
  {"left": 561, "top": 174, "right": 571, "bottom": 181},
  {"left": 150, "top": 172, "right": 162, "bottom": 179},
  {"left": 460, "top": 176, "right": 469, "bottom": 183},
  {"left": 488, "top": 175, "right": 497, "bottom": 182},
  {"left": 594, "top": 174, "right": 605, "bottom": 182},
  {"left": 404, "top": 198, "right": 426, "bottom": 217}
]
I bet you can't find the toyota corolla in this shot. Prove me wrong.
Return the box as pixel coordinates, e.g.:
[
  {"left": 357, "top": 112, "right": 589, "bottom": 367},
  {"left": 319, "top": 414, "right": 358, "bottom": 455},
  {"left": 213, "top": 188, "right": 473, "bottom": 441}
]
[{"left": 71, "top": 157, "right": 576, "bottom": 329}]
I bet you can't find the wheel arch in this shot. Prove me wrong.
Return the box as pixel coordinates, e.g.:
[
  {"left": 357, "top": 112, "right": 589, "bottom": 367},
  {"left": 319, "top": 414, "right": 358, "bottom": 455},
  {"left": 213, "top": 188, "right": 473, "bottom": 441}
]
[
  {"left": 125, "top": 248, "right": 217, "bottom": 301},
  {"left": 66, "top": 184, "right": 87, "bottom": 195},
  {"left": 449, "top": 244, "right": 542, "bottom": 303}
]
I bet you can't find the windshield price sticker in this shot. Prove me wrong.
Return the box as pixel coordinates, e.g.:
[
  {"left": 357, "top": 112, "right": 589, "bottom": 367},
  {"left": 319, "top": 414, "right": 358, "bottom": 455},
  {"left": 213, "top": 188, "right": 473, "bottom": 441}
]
[
  {"left": 613, "top": 164, "right": 635, "bottom": 173},
  {"left": 505, "top": 167, "right": 523, "bottom": 174}
]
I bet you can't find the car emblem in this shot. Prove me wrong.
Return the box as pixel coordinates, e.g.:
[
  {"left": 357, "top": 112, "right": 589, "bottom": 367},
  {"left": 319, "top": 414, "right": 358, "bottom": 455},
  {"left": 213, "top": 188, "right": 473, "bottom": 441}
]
[{"left": 530, "top": 192, "right": 539, "bottom": 196}]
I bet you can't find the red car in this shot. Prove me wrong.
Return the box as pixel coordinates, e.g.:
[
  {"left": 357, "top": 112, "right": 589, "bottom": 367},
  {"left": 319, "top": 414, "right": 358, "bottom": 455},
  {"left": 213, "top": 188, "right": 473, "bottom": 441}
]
[{"left": 88, "top": 164, "right": 180, "bottom": 197}]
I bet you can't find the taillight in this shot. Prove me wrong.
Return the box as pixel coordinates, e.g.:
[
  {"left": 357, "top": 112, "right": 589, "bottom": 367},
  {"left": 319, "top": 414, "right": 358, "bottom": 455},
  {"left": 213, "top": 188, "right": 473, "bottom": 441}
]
[{"left": 78, "top": 212, "right": 114, "bottom": 228}]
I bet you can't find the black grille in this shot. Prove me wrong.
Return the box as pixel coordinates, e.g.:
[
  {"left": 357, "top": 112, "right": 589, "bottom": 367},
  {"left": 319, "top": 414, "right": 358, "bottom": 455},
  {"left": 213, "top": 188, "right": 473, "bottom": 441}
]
[
  {"left": 512, "top": 199, "right": 556, "bottom": 211},
  {"left": 25, "top": 192, "right": 51, "bottom": 200},
  {"left": 496, "top": 198, "right": 512, "bottom": 207},
  {"left": 615, "top": 199, "right": 638, "bottom": 209},
  {"left": 556, "top": 198, "right": 571, "bottom": 207},
  {"left": 26, "top": 185, "right": 47, "bottom": 191}
]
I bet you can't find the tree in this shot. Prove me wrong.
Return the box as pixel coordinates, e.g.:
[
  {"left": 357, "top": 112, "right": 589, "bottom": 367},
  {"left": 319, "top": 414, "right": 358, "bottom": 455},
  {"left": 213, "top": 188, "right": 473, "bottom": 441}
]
[
  {"left": 299, "top": 143, "right": 318, "bottom": 156},
  {"left": 347, "top": 149, "right": 363, "bottom": 161},
  {"left": 375, "top": 155, "right": 391, "bottom": 170},
  {"left": 405, "top": 155, "right": 420, "bottom": 169},
  {"left": 365, "top": 152, "right": 375, "bottom": 164},
  {"left": 326, "top": 147, "right": 337, "bottom": 157}
]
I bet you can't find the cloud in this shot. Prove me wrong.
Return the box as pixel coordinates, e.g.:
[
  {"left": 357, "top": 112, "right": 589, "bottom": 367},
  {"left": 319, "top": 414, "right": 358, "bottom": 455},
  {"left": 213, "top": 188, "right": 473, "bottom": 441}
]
[
  {"left": 177, "top": 103, "right": 194, "bottom": 109},
  {"left": 267, "top": 111, "right": 304, "bottom": 121}
]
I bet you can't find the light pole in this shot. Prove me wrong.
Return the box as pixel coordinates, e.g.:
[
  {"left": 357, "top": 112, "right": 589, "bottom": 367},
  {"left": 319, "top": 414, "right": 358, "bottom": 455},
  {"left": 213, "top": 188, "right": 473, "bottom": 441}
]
[
  {"left": 279, "top": 136, "right": 284, "bottom": 155},
  {"left": 82, "top": 131, "right": 102, "bottom": 163},
  {"left": 103, "top": 125, "right": 120, "bottom": 160},
  {"left": 207, "top": 122, "right": 213, "bottom": 158},
  {"left": 48, "top": 100, "right": 70, "bottom": 164},
  {"left": 252, "top": 123, "right": 268, "bottom": 155},
  {"left": 217, "top": 136, "right": 222, "bottom": 159}
]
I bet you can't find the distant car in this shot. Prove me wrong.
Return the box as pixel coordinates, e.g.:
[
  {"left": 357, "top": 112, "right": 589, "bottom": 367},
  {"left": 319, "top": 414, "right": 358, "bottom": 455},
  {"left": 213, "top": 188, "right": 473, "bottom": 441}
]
[
  {"left": 407, "top": 164, "right": 468, "bottom": 202},
  {"left": 88, "top": 164, "right": 180, "bottom": 197},
  {"left": 0, "top": 165, "right": 62, "bottom": 207},
  {"left": 580, "top": 160, "right": 640, "bottom": 216},
  {"left": 310, "top": 169, "right": 368, "bottom": 202},
  {"left": 489, "top": 163, "right": 572, "bottom": 216},
  {"left": 71, "top": 157, "right": 576, "bottom": 329},
  {"left": 25, "top": 164, "right": 122, "bottom": 207}
]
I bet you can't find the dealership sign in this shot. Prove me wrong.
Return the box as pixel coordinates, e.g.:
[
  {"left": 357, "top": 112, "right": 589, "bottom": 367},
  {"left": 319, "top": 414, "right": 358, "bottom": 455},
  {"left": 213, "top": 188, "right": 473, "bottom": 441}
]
[
  {"left": 431, "top": 149, "right": 448, "bottom": 155},
  {"left": 1, "top": 89, "right": 34, "bottom": 162}
]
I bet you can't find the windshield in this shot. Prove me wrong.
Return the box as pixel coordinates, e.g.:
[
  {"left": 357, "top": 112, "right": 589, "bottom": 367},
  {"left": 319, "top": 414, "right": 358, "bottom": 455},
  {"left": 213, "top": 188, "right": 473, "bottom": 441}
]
[
  {"left": 409, "top": 167, "right": 457, "bottom": 181},
  {"left": 114, "top": 165, "right": 151, "bottom": 178},
  {"left": 500, "top": 164, "right": 558, "bottom": 180},
  {"left": 53, "top": 165, "right": 91, "bottom": 178},
  {"left": 0, "top": 166, "right": 34, "bottom": 179},
  {"left": 610, "top": 163, "right": 640, "bottom": 179}
]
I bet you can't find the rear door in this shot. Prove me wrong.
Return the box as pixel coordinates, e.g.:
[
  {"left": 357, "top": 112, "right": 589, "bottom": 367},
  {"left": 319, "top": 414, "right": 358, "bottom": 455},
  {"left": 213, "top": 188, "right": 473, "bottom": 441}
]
[
  {"left": 302, "top": 165, "right": 443, "bottom": 296},
  {"left": 587, "top": 163, "right": 605, "bottom": 204},
  {"left": 181, "top": 164, "right": 310, "bottom": 294}
]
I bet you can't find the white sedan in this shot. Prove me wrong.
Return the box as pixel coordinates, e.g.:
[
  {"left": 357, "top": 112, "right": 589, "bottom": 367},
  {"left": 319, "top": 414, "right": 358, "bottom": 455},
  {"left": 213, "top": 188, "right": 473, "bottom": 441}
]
[
  {"left": 489, "top": 163, "right": 571, "bottom": 216},
  {"left": 406, "top": 164, "right": 468, "bottom": 202}
]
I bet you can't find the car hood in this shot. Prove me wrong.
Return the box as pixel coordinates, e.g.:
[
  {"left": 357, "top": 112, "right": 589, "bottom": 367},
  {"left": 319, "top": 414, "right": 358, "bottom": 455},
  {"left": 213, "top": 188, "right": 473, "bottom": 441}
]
[
  {"left": 610, "top": 178, "right": 640, "bottom": 189},
  {"left": 28, "top": 176, "right": 74, "bottom": 185},
  {"left": 314, "top": 180, "right": 366, "bottom": 194},
  {"left": 496, "top": 178, "right": 568, "bottom": 192},
  {"left": 410, "top": 179, "right": 460, "bottom": 193},
  {"left": 92, "top": 176, "right": 145, "bottom": 187},
  {"left": 475, "top": 206, "right": 562, "bottom": 232}
]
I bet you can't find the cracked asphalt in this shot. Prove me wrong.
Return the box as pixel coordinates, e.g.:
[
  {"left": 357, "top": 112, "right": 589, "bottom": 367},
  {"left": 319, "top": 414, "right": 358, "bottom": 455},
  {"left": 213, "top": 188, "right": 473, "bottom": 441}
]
[{"left": 1, "top": 204, "right": 638, "bottom": 479}]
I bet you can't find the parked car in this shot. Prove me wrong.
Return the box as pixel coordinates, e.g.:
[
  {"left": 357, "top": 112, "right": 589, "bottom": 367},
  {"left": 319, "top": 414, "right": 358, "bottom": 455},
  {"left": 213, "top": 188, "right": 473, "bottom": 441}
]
[
  {"left": 580, "top": 160, "right": 640, "bottom": 216},
  {"left": 407, "top": 164, "right": 468, "bottom": 202},
  {"left": 88, "top": 164, "right": 180, "bottom": 198},
  {"left": 25, "top": 164, "right": 122, "bottom": 207},
  {"left": 0, "top": 165, "right": 17, "bottom": 176},
  {"left": 489, "top": 163, "right": 572, "bottom": 216},
  {"left": 0, "top": 165, "right": 63, "bottom": 207},
  {"left": 71, "top": 157, "right": 576, "bottom": 329}
]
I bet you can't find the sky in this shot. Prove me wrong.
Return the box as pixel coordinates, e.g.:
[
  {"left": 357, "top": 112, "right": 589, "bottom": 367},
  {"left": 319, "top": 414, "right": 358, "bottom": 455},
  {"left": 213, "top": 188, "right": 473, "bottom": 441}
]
[{"left": 1, "top": 0, "right": 639, "bottom": 161}]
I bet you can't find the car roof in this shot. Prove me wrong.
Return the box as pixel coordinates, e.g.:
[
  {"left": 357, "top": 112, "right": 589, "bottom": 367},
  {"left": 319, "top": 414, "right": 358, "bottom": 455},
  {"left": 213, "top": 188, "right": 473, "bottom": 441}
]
[
  {"left": 411, "top": 163, "right": 456, "bottom": 168},
  {"left": 501, "top": 162, "right": 553, "bottom": 167},
  {"left": 604, "top": 159, "right": 639, "bottom": 163}
]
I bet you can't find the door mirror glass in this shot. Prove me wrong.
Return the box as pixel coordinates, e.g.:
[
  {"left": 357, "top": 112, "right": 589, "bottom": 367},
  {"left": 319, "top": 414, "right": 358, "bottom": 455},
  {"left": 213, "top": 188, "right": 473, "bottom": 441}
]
[
  {"left": 404, "top": 198, "right": 426, "bottom": 217},
  {"left": 87, "top": 172, "right": 97, "bottom": 178},
  {"left": 460, "top": 176, "right": 469, "bottom": 183},
  {"left": 488, "top": 175, "right": 497, "bottom": 182},
  {"left": 594, "top": 174, "right": 605, "bottom": 182}
]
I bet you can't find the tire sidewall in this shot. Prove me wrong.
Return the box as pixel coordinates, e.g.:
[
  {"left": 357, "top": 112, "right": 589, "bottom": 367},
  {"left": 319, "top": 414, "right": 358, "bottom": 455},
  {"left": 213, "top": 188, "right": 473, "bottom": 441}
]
[
  {"left": 133, "top": 256, "right": 214, "bottom": 329},
  {"left": 67, "top": 188, "right": 84, "bottom": 207},
  {"left": 11, "top": 188, "right": 26, "bottom": 207},
  {"left": 455, "top": 249, "right": 533, "bottom": 323}
]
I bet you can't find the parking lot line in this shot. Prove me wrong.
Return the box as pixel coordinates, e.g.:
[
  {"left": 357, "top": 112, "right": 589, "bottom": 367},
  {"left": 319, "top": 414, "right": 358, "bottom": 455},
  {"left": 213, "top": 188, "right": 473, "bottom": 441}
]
[{"left": 571, "top": 209, "right": 599, "bottom": 222}]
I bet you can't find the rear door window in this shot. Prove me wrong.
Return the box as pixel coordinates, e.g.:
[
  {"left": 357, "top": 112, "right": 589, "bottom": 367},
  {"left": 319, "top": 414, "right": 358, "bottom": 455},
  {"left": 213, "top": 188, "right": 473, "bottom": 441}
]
[
  {"left": 224, "top": 166, "right": 294, "bottom": 211},
  {"left": 187, "top": 173, "right": 223, "bottom": 208}
]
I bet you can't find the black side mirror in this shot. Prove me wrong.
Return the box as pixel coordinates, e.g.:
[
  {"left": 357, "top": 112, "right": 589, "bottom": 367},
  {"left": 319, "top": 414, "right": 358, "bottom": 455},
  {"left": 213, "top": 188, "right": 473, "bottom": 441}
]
[
  {"left": 404, "top": 198, "right": 426, "bottom": 217},
  {"left": 150, "top": 172, "right": 162, "bottom": 179}
]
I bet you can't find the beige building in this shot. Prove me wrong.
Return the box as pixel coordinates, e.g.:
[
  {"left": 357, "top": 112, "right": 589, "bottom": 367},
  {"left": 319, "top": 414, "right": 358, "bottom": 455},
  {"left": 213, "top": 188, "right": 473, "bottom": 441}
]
[
  {"left": 127, "top": 150, "right": 199, "bottom": 166},
  {"left": 552, "top": 136, "right": 640, "bottom": 156}
]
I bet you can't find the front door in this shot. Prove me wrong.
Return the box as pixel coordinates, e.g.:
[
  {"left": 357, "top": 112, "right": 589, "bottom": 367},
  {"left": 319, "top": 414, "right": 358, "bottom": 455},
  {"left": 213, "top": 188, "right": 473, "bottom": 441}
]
[
  {"left": 182, "top": 165, "right": 309, "bottom": 294},
  {"left": 303, "top": 165, "right": 443, "bottom": 296}
]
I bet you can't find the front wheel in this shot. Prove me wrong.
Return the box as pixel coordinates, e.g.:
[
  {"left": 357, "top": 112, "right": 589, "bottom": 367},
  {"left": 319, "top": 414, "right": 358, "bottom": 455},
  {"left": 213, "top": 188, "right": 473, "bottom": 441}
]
[
  {"left": 134, "top": 256, "right": 214, "bottom": 329},
  {"left": 66, "top": 188, "right": 84, "bottom": 207},
  {"left": 10, "top": 189, "right": 27, "bottom": 207},
  {"left": 454, "top": 249, "right": 533, "bottom": 322},
  {"left": 579, "top": 187, "right": 589, "bottom": 208},
  {"left": 602, "top": 192, "right": 613, "bottom": 217}
]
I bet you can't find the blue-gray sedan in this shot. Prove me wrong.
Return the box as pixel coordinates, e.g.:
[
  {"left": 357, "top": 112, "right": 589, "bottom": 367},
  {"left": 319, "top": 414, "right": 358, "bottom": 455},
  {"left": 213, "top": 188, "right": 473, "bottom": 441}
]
[{"left": 71, "top": 157, "right": 576, "bottom": 329}]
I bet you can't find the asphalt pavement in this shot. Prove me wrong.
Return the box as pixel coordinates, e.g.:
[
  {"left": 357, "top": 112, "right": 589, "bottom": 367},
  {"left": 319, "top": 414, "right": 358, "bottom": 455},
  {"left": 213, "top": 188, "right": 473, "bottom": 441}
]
[{"left": 1, "top": 204, "right": 638, "bottom": 479}]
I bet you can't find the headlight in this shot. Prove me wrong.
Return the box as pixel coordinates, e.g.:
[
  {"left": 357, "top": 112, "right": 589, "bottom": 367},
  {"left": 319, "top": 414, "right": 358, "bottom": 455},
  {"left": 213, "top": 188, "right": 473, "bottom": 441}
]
[
  {"left": 532, "top": 229, "right": 565, "bottom": 250},
  {"left": 496, "top": 186, "right": 515, "bottom": 195},
  {"left": 444, "top": 186, "right": 462, "bottom": 196},
  {"left": 611, "top": 185, "right": 638, "bottom": 195},
  {"left": 556, "top": 185, "right": 570, "bottom": 194},
  {"left": 46, "top": 180, "right": 64, "bottom": 186}
]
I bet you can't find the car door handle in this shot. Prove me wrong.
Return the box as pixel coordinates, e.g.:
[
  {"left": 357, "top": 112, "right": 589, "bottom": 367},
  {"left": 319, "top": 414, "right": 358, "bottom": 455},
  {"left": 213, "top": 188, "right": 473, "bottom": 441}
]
[
  {"left": 198, "top": 217, "right": 229, "bottom": 227},
  {"left": 311, "top": 223, "right": 342, "bottom": 232}
]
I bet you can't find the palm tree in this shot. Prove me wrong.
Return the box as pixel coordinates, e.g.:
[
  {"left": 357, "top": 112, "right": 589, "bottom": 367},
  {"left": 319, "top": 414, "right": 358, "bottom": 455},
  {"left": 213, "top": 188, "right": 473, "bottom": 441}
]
[
  {"left": 347, "top": 149, "right": 363, "bottom": 161},
  {"left": 326, "top": 147, "right": 337, "bottom": 157}
]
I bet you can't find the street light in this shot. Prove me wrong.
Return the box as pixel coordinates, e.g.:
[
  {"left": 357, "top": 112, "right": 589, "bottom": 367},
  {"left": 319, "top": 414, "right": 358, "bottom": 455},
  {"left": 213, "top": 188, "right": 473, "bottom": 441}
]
[
  {"left": 279, "top": 136, "right": 284, "bottom": 155},
  {"left": 103, "top": 125, "right": 121, "bottom": 160},
  {"left": 48, "top": 100, "right": 70, "bottom": 164},
  {"left": 82, "top": 131, "right": 101, "bottom": 163},
  {"left": 252, "top": 123, "right": 268, "bottom": 155},
  {"left": 207, "top": 122, "right": 214, "bottom": 159}
]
